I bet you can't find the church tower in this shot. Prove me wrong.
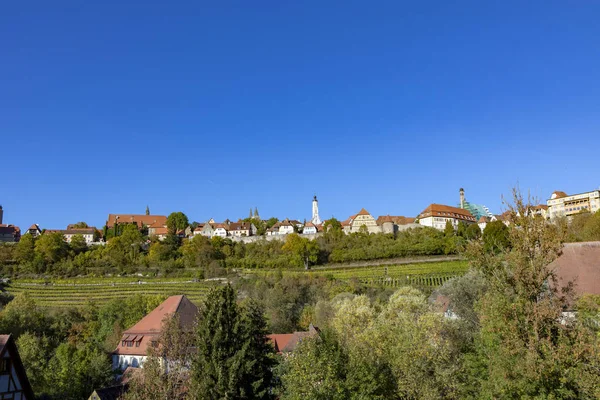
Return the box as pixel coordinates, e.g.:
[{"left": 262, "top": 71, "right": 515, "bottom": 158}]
[{"left": 311, "top": 196, "right": 321, "bottom": 225}]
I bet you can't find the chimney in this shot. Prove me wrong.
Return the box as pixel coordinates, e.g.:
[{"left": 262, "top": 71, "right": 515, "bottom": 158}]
[{"left": 459, "top": 188, "right": 465, "bottom": 209}]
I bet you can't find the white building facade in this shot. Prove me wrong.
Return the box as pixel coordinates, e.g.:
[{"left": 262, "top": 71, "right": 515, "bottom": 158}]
[{"left": 547, "top": 190, "right": 600, "bottom": 219}]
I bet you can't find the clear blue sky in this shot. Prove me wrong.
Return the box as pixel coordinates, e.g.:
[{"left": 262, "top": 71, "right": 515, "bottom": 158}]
[{"left": 2, "top": 1, "right": 599, "bottom": 230}]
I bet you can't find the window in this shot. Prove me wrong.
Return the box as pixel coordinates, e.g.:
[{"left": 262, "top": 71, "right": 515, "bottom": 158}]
[{"left": 0, "top": 358, "right": 10, "bottom": 374}]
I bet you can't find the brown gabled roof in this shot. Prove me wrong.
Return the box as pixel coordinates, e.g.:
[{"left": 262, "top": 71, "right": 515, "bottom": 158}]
[
  {"left": 356, "top": 208, "right": 371, "bottom": 216},
  {"left": 28, "top": 224, "right": 41, "bottom": 231},
  {"left": 547, "top": 242, "right": 600, "bottom": 299},
  {"left": 106, "top": 214, "right": 167, "bottom": 229},
  {"left": 478, "top": 216, "right": 491, "bottom": 223},
  {"left": 551, "top": 191, "right": 569, "bottom": 199},
  {"left": 418, "top": 204, "right": 476, "bottom": 222},
  {"left": 114, "top": 295, "right": 198, "bottom": 356},
  {"left": 533, "top": 204, "right": 549, "bottom": 210}
]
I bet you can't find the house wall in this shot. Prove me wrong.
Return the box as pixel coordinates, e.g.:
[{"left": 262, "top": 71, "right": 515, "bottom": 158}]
[
  {"left": 351, "top": 214, "right": 380, "bottom": 233},
  {"left": 0, "top": 349, "right": 26, "bottom": 400},
  {"left": 548, "top": 190, "right": 600, "bottom": 219},
  {"left": 113, "top": 354, "right": 147, "bottom": 370}
]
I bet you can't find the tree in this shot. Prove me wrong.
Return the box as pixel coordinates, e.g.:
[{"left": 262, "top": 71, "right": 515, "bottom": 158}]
[
  {"left": 482, "top": 220, "right": 510, "bottom": 253},
  {"left": 463, "top": 189, "right": 600, "bottom": 398},
  {"left": 457, "top": 221, "right": 467, "bottom": 237},
  {"left": 444, "top": 220, "right": 455, "bottom": 237},
  {"left": 191, "top": 285, "right": 275, "bottom": 399},
  {"left": 70, "top": 222, "right": 89, "bottom": 228},
  {"left": 167, "top": 212, "right": 189, "bottom": 234},
  {"left": 123, "top": 314, "right": 195, "bottom": 400},
  {"left": 282, "top": 233, "right": 319, "bottom": 269},
  {"left": 35, "top": 232, "right": 68, "bottom": 264},
  {"left": 16, "top": 333, "right": 52, "bottom": 394},
  {"left": 70, "top": 234, "right": 88, "bottom": 255},
  {"left": 14, "top": 233, "right": 35, "bottom": 264},
  {"left": 465, "top": 223, "right": 482, "bottom": 240},
  {"left": 323, "top": 218, "right": 342, "bottom": 233}
]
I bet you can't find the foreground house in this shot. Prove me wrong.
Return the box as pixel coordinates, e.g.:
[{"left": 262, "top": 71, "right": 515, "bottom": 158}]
[
  {"left": 268, "top": 324, "right": 320, "bottom": 354},
  {"left": 0, "top": 335, "right": 35, "bottom": 400},
  {"left": 113, "top": 295, "right": 198, "bottom": 371}
]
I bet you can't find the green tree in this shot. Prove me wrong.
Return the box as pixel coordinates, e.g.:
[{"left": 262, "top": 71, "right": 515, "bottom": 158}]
[
  {"left": 464, "top": 190, "right": 600, "bottom": 398},
  {"left": 69, "top": 234, "right": 88, "bottom": 255},
  {"left": 70, "top": 222, "right": 89, "bottom": 228},
  {"left": 191, "top": 285, "right": 275, "bottom": 399},
  {"left": 282, "top": 233, "right": 319, "bottom": 269},
  {"left": 482, "top": 220, "right": 510, "bottom": 253},
  {"left": 0, "top": 293, "right": 49, "bottom": 338},
  {"left": 167, "top": 211, "right": 189, "bottom": 234},
  {"left": 16, "top": 333, "right": 52, "bottom": 394},
  {"left": 13, "top": 233, "right": 36, "bottom": 264},
  {"left": 323, "top": 218, "right": 342, "bottom": 233},
  {"left": 35, "top": 232, "right": 68, "bottom": 264},
  {"left": 444, "top": 220, "right": 455, "bottom": 237},
  {"left": 281, "top": 332, "right": 349, "bottom": 400},
  {"left": 465, "top": 223, "right": 482, "bottom": 240},
  {"left": 457, "top": 221, "right": 467, "bottom": 237}
]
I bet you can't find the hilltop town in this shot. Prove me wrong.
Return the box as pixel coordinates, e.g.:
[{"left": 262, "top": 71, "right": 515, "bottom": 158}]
[{"left": 2, "top": 187, "right": 598, "bottom": 246}]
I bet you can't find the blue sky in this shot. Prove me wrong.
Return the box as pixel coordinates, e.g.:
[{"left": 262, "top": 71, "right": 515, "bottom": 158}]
[{"left": 2, "top": 1, "right": 600, "bottom": 230}]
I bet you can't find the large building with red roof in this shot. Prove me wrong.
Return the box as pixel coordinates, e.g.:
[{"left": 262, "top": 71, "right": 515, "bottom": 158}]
[
  {"left": 417, "top": 203, "right": 476, "bottom": 230},
  {"left": 112, "top": 295, "right": 198, "bottom": 371}
]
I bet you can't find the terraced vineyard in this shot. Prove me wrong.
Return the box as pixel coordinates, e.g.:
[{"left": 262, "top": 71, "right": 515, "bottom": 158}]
[
  {"left": 249, "top": 260, "right": 469, "bottom": 289},
  {"left": 4, "top": 278, "right": 219, "bottom": 308}
]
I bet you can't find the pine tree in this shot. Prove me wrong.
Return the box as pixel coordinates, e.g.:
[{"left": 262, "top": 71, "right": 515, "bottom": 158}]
[{"left": 191, "top": 285, "right": 275, "bottom": 399}]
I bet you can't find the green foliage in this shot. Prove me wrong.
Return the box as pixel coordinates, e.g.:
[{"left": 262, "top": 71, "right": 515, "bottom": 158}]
[
  {"left": 191, "top": 284, "right": 275, "bottom": 399},
  {"left": 323, "top": 217, "right": 343, "bottom": 233},
  {"left": 482, "top": 220, "right": 510, "bottom": 253},
  {"left": 35, "top": 232, "right": 69, "bottom": 264},
  {"left": 70, "top": 222, "right": 89, "bottom": 228},
  {"left": 282, "top": 233, "right": 319, "bottom": 269},
  {"left": 444, "top": 220, "right": 455, "bottom": 237},
  {"left": 69, "top": 234, "right": 88, "bottom": 255},
  {"left": 14, "top": 234, "right": 35, "bottom": 264},
  {"left": 465, "top": 223, "right": 482, "bottom": 240},
  {"left": 167, "top": 211, "right": 189, "bottom": 234}
]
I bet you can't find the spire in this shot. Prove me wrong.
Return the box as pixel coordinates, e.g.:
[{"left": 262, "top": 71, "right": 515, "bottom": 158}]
[
  {"left": 145, "top": 205, "right": 150, "bottom": 215},
  {"left": 254, "top": 207, "right": 260, "bottom": 220},
  {"left": 249, "top": 208, "right": 253, "bottom": 219},
  {"left": 311, "top": 195, "right": 321, "bottom": 225}
]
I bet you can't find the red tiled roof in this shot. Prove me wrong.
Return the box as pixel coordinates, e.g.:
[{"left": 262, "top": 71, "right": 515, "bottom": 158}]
[
  {"left": 478, "top": 216, "right": 491, "bottom": 223},
  {"left": 376, "top": 215, "right": 416, "bottom": 225},
  {"left": 356, "top": 208, "right": 371, "bottom": 216},
  {"left": 267, "top": 325, "right": 320, "bottom": 353},
  {"left": 106, "top": 214, "right": 168, "bottom": 229},
  {"left": 551, "top": 191, "right": 568, "bottom": 199},
  {"left": 418, "top": 204, "right": 476, "bottom": 222},
  {"left": 113, "top": 295, "right": 198, "bottom": 356}
]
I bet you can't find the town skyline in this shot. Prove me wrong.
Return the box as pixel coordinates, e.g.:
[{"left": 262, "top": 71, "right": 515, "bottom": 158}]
[{"left": 2, "top": 183, "right": 599, "bottom": 234}]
